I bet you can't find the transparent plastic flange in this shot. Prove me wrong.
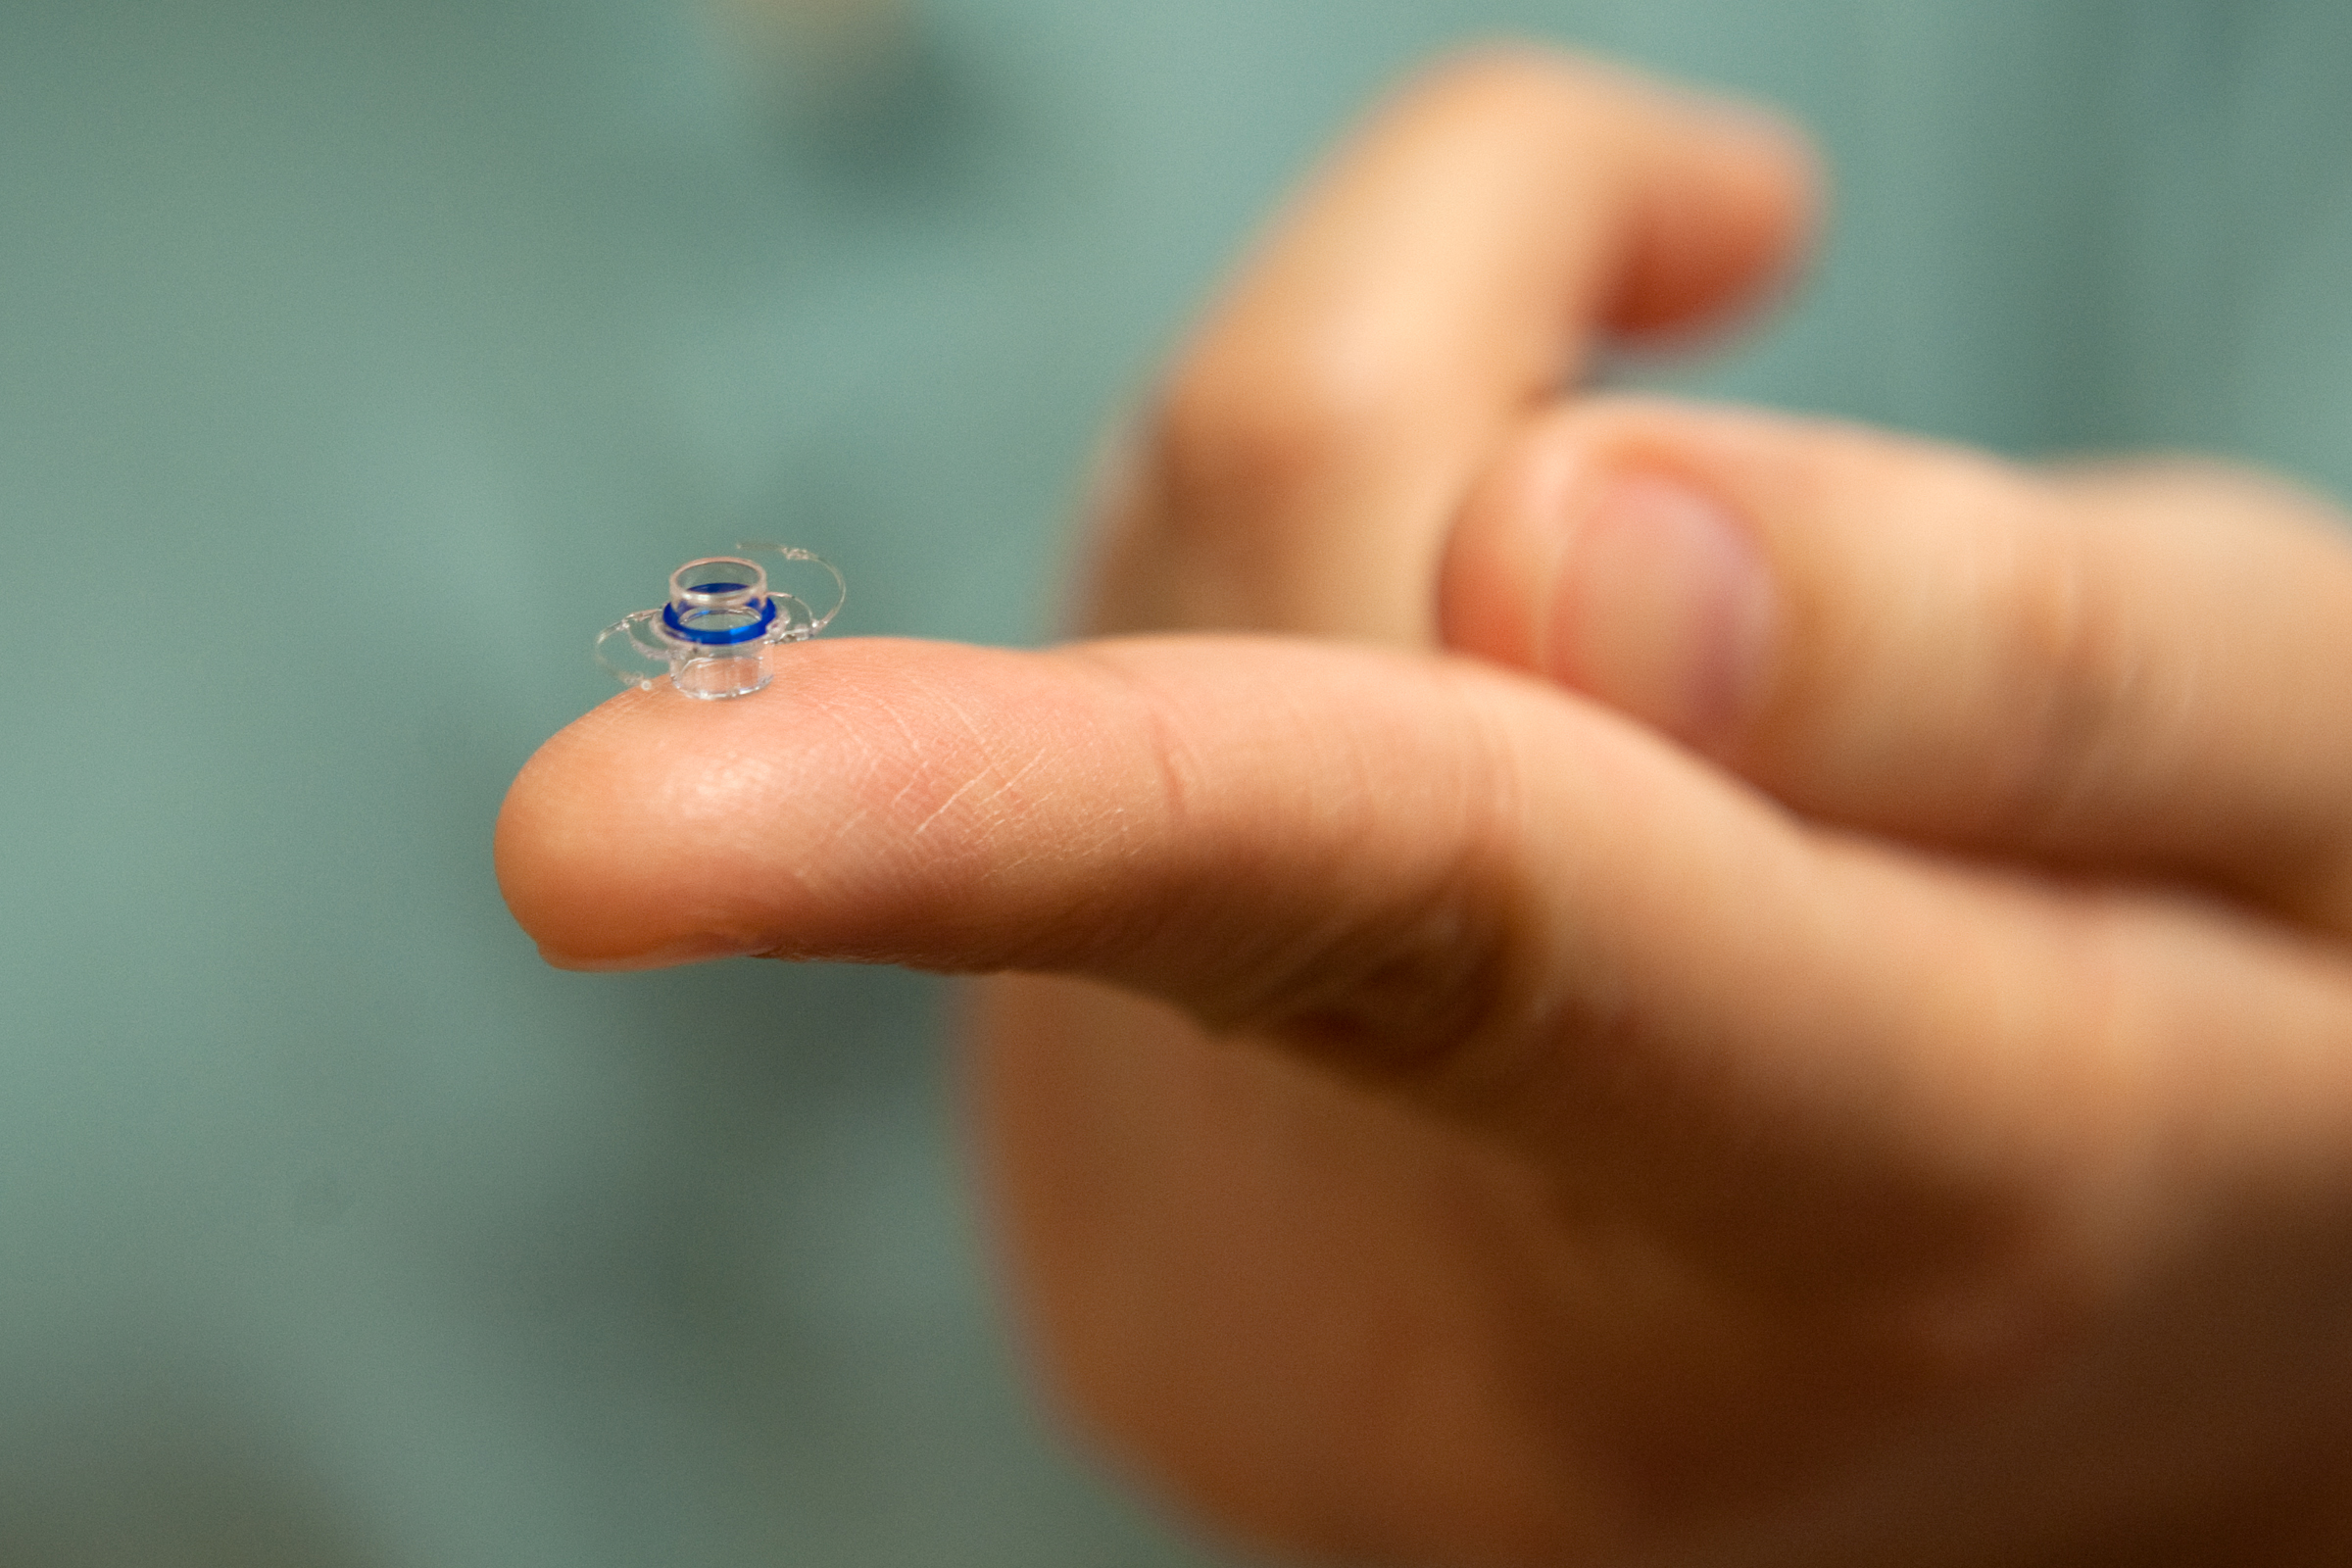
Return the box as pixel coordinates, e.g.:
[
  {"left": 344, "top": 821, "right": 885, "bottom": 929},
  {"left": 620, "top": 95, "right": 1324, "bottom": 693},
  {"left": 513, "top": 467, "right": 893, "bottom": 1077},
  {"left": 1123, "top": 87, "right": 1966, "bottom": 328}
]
[{"left": 595, "top": 544, "right": 845, "bottom": 700}]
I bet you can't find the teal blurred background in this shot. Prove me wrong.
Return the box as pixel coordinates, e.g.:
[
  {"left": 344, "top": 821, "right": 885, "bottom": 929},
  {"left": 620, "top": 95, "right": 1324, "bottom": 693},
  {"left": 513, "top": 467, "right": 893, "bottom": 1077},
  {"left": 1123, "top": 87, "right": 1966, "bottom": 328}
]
[{"left": 3, "top": 2, "right": 2348, "bottom": 1564}]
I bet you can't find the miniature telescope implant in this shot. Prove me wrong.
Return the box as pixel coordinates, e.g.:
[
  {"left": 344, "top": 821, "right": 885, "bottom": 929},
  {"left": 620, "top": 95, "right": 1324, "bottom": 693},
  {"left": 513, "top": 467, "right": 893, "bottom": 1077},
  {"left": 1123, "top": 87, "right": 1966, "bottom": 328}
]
[{"left": 595, "top": 545, "right": 845, "bottom": 700}]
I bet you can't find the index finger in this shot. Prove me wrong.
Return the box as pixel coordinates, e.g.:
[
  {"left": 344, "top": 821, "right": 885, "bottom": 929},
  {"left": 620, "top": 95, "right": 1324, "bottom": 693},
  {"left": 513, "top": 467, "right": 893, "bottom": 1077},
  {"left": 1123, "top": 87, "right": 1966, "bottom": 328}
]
[
  {"left": 1090, "top": 47, "right": 1817, "bottom": 641},
  {"left": 498, "top": 637, "right": 2352, "bottom": 1302}
]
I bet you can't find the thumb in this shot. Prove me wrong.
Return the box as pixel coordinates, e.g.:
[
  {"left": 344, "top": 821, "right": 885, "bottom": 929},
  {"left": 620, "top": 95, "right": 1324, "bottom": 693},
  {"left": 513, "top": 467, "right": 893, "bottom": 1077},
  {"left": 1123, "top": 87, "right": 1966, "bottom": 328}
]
[{"left": 1440, "top": 397, "right": 2352, "bottom": 931}]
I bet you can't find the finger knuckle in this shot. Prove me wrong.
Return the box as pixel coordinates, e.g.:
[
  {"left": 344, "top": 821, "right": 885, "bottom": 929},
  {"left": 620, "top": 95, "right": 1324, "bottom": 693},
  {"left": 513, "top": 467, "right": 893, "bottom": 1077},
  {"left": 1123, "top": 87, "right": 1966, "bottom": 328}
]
[
  {"left": 1139, "top": 341, "right": 1402, "bottom": 552},
  {"left": 1223, "top": 683, "right": 1554, "bottom": 1094},
  {"left": 1994, "top": 506, "right": 2146, "bottom": 848},
  {"left": 1107, "top": 278, "right": 1455, "bottom": 637}
]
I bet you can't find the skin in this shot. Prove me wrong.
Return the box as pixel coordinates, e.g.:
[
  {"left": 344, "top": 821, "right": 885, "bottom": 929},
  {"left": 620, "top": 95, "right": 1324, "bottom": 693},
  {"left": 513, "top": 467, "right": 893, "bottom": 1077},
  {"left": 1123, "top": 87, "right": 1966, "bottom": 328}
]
[{"left": 498, "top": 48, "right": 2352, "bottom": 1568}]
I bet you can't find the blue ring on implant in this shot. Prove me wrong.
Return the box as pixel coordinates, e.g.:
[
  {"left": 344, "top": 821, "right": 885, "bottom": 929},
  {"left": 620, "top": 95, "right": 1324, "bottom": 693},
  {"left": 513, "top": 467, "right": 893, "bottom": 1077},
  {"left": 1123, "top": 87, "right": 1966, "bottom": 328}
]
[{"left": 662, "top": 589, "right": 777, "bottom": 646}]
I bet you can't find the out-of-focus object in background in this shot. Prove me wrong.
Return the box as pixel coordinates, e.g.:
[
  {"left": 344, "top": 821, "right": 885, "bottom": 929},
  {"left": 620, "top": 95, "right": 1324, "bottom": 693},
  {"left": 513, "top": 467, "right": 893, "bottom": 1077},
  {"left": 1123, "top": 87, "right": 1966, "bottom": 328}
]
[
  {"left": 715, "top": 0, "right": 912, "bottom": 79},
  {"left": 705, "top": 0, "right": 978, "bottom": 193},
  {"left": 596, "top": 545, "right": 846, "bottom": 698},
  {"left": 710, "top": 0, "right": 937, "bottom": 145}
]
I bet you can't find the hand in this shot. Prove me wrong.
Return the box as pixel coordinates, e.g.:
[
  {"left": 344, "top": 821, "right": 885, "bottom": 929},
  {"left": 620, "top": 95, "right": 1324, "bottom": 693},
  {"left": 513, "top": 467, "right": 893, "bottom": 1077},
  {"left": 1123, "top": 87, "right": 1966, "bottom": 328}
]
[{"left": 495, "top": 49, "right": 2352, "bottom": 1567}]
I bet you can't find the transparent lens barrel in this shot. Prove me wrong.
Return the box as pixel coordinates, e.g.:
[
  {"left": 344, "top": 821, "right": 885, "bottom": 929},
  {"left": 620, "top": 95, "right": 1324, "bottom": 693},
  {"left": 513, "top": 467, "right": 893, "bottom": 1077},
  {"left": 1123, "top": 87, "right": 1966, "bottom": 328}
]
[
  {"left": 671, "top": 647, "right": 769, "bottom": 698},
  {"left": 669, "top": 557, "right": 766, "bottom": 618},
  {"left": 662, "top": 557, "right": 775, "bottom": 699}
]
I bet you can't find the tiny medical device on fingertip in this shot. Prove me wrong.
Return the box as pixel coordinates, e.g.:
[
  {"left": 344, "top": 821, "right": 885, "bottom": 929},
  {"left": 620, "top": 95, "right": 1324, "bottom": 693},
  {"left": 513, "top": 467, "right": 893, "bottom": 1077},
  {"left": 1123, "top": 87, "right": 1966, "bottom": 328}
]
[{"left": 595, "top": 545, "right": 845, "bottom": 700}]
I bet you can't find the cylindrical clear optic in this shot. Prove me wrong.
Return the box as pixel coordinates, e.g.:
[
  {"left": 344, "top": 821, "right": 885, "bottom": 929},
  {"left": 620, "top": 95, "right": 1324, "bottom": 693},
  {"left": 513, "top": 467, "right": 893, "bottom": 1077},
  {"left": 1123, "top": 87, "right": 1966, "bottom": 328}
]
[
  {"left": 672, "top": 649, "right": 769, "bottom": 698},
  {"left": 666, "top": 556, "right": 773, "bottom": 700},
  {"left": 670, "top": 557, "right": 767, "bottom": 611}
]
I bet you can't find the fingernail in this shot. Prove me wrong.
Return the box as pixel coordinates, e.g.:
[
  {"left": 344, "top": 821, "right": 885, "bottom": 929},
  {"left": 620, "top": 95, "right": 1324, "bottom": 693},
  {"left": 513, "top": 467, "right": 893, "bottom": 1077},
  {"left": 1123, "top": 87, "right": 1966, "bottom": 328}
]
[{"left": 1546, "top": 472, "right": 1776, "bottom": 745}]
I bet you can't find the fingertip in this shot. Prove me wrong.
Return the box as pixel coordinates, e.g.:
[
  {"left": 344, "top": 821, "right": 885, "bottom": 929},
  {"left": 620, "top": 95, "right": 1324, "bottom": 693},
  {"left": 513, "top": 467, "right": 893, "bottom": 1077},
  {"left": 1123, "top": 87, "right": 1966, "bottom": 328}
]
[
  {"left": 491, "top": 638, "right": 1198, "bottom": 978},
  {"left": 494, "top": 649, "right": 899, "bottom": 972},
  {"left": 1396, "top": 46, "right": 1825, "bottom": 341},
  {"left": 493, "top": 688, "right": 686, "bottom": 969},
  {"left": 1605, "top": 98, "right": 1824, "bottom": 339}
]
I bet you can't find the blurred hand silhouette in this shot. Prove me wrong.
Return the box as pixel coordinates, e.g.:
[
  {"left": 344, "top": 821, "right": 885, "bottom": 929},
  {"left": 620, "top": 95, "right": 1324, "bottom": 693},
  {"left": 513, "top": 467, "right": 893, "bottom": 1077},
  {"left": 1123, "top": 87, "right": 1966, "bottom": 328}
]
[{"left": 500, "top": 50, "right": 2352, "bottom": 1567}]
